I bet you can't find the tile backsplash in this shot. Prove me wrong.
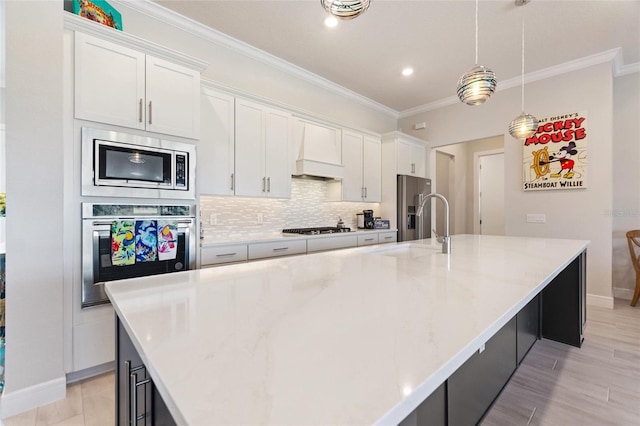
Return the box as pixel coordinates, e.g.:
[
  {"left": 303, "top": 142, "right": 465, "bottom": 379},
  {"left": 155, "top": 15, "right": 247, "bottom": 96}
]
[{"left": 200, "top": 177, "right": 380, "bottom": 240}]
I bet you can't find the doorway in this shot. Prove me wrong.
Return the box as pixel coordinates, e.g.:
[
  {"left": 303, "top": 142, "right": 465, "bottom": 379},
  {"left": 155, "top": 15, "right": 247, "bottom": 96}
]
[
  {"left": 475, "top": 150, "right": 505, "bottom": 235},
  {"left": 435, "top": 150, "right": 455, "bottom": 236}
]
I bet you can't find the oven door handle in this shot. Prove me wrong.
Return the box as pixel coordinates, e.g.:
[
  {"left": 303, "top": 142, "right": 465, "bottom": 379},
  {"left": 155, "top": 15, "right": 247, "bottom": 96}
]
[{"left": 91, "top": 219, "right": 194, "bottom": 226}]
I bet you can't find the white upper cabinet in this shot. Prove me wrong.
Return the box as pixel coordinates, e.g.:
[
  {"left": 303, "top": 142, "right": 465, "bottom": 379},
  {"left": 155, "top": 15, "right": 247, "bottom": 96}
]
[
  {"left": 397, "top": 138, "right": 426, "bottom": 177},
  {"left": 199, "top": 88, "right": 235, "bottom": 196},
  {"left": 362, "top": 135, "right": 382, "bottom": 201},
  {"left": 74, "top": 32, "right": 200, "bottom": 139},
  {"left": 383, "top": 132, "right": 428, "bottom": 178},
  {"left": 330, "top": 130, "right": 381, "bottom": 202},
  {"left": 234, "top": 98, "right": 291, "bottom": 198}
]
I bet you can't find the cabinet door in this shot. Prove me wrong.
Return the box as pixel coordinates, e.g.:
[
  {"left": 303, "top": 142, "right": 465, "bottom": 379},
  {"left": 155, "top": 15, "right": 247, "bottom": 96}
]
[
  {"left": 341, "top": 130, "right": 364, "bottom": 201},
  {"left": 199, "top": 89, "right": 235, "bottom": 195},
  {"left": 145, "top": 55, "right": 200, "bottom": 139},
  {"left": 75, "top": 32, "right": 145, "bottom": 130},
  {"left": 362, "top": 135, "right": 381, "bottom": 202},
  {"left": 264, "top": 108, "right": 291, "bottom": 198},
  {"left": 235, "top": 99, "right": 265, "bottom": 197},
  {"left": 397, "top": 139, "right": 426, "bottom": 177},
  {"left": 412, "top": 143, "right": 427, "bottom": 178}
]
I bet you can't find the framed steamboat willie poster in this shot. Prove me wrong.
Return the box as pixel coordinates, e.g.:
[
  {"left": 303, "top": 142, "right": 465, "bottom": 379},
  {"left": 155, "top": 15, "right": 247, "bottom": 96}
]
[{"left": 523, "top": 111, "right": 588, "bottom": 191}]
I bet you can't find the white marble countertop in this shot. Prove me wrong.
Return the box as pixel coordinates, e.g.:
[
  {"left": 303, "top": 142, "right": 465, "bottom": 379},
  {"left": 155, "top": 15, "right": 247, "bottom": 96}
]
[
  {"left": 200, "top": 228, "right": 396, "bottom": 248},
  {"left": 106, "top": 234, "right": 588, "bottom": 425}
]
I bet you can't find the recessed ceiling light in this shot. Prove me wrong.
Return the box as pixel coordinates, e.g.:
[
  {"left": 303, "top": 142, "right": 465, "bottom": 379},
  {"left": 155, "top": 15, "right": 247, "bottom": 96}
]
[
  {"left": 324, "top": 16, "right": 338, "bottom": 28},
  {"left": 402, "top": 67, "right": 414, "bottom": 76}
]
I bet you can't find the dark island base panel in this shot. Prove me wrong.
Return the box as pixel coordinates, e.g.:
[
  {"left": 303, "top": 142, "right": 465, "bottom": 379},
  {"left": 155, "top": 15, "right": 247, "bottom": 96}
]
[
  {"left": 116, "top": 319, "right": 176, "bottom": 426},
  {"left": 399, "top": 252, "right": 585, "bottom": 426}
]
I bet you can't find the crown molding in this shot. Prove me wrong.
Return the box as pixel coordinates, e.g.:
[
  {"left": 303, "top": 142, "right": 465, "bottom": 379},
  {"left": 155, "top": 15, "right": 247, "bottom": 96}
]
[
  {"left": 399, "top": 48, "right": 638, "bottom": 119},
  {"left": 111, "top": 0, "right": 399, "bottom": 119},
  {"left": 63, "top": 12, "right": 208, "bottom": 71}
]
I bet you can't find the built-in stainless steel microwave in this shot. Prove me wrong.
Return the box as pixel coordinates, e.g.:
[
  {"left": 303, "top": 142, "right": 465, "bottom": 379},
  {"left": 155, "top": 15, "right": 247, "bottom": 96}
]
[{"left": 82, "top": 127, "right": 196, "bottom": 199}]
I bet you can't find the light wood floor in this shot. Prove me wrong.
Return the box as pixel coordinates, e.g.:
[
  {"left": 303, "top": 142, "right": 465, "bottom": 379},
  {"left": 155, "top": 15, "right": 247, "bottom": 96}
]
[{"left": 3, "top": 300, "right": 639, "bottom": 426}]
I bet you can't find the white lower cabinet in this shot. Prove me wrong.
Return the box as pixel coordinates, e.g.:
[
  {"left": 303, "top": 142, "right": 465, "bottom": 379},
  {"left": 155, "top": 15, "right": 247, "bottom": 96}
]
[
  {"left": 378, "top": 231, "right": 397, "bottom": 244},
  {"left": 307, "top": 235, "right": 358, "bottom": 253},
  {"left": 201, "top": 231, "right": 396, "bottom": 267},
  {"left": 357, "top": 233, "right": 379, "bottom": 246},
  {"left": 201, "top": 244, "right": 248, "bottom": 267},
  {"left": 248, "top": 240, "right": 307, "bottom": 260}
]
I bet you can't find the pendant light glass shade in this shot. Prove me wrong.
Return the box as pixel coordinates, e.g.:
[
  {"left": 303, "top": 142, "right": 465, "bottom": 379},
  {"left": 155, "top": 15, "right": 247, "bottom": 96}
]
[
  {"left": 508, "top": 10, "right": 538, "bottom": 140},
  {"left": 509, "top": 113, "right": 538, "bottom": 139},
  {"left": 321, "top": 0, "right": 371, "bottom": 20},
  {"left": 457, "top": 0, "right": 496, "bottom": 106},
  {"left": 456, "top": 65, "right": 497, "bottom": 105}
]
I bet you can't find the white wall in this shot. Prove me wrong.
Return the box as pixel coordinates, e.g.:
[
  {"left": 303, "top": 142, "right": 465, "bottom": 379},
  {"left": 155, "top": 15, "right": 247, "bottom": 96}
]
[
  {"left": 434, "top": 145, "right": 467, "bottom": 234},
  {"left": 2, "top": 0, "right": 66, "bottom": 418},
  {"left": 612, "top": 72, "right": 640, "bottom": 299},
  {"left": 399, "top": 63, "right": 614, "bottom": 305}
]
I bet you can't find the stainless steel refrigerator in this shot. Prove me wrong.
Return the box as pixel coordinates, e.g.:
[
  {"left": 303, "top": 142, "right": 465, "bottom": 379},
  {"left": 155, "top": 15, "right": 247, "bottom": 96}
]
[{"left": 397, "top": 175, "right": 432, "bottom": 242}]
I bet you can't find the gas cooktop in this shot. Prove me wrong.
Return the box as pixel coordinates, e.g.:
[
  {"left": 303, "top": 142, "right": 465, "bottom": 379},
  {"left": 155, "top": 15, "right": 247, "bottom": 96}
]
[{"left": 282, "top": 227, "right": 352, "bottom": 235}]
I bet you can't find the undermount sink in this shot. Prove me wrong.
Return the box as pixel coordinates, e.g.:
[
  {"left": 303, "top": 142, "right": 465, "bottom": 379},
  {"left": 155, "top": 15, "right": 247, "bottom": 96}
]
[{"left": 367, "top": 242, "right": 441, "bottom": 258}]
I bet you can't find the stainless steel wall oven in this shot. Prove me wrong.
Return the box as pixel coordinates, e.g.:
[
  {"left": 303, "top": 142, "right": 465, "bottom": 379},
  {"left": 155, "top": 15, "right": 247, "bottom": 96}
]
[{"left": 82, "top": 203, "right": 196, "bottom": 308}]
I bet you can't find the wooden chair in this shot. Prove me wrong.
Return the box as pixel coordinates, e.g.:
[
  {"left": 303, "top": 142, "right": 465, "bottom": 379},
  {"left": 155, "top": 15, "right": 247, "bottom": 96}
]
[{"left": 626, "top": 230, "right": 640, "bottom": 306}]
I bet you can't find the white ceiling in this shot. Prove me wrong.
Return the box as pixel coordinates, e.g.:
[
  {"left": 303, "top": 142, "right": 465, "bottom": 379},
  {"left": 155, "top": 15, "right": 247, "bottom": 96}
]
[{"left": 153, "top": 0, "right": 640, "bottom": 113}]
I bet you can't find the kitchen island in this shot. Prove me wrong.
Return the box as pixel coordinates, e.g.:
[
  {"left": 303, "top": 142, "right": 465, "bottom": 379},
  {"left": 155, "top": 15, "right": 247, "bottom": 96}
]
[{"left": 106, "top": 234, "right": 587, "bottom": 425}]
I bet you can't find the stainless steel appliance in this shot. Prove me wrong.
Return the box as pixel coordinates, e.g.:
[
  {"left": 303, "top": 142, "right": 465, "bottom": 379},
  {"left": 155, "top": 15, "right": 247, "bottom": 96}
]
[
  {"left": 82, "top": 127, "right": 196, "bottom": 199},
  {"left": 81, "top": 203, "right": 197, "bottom": 308},
  {"left": 282, "top": 227, "right": 352, "bottom": 235},
  {"left": 397, "top": 175, "right": 432, "bottom": 242}
]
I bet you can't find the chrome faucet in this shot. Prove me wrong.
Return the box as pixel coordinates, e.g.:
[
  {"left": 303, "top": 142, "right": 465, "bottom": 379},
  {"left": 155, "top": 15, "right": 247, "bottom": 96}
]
[{"left": 416, "top": 193, "right": 451, "bottom": 254}]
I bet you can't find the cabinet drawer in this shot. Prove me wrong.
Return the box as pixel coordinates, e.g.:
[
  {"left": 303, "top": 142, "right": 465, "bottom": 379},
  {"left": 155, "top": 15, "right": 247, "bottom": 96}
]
[
  {"left": 307, "top": 235, "right": 358, "bottom": 253},
  {"left": 248, "top": 240, "right": 307, "bottom": 260},
  {"left": 201, "top": 244, "right": 248, "bottom": 266},
  {"left": 378, "top": 231, "right": 397, "bottom": 244},
  {"left": 357, "top": 233, "right": 379, "bottom": 246}
]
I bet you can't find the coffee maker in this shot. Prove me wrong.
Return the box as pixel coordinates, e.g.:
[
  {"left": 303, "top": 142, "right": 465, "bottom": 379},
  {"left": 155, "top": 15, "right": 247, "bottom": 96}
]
[{"left": 357, "top": 210, "right": 375, "bottom": 229}]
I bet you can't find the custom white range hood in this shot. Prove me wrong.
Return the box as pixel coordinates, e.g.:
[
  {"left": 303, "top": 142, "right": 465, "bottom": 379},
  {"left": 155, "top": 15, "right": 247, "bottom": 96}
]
[{"left": 293, "top": 120, "right": 343, "bottom": 180}]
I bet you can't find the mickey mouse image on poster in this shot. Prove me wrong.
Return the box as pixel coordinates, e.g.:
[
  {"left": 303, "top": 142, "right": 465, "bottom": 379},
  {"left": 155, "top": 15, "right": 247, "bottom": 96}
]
[{"left": 540, "top": 141, "right": 578, "bottom": 179}]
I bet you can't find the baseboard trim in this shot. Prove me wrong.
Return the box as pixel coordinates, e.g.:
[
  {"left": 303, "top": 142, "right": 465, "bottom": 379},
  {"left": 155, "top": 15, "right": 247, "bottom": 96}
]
[
  {"left": 612, "top": 287, "right": 634, "bottom": 301},
  {"left": 0, "top": 376, "right": 66, "bottom": 419},
  {"left": 66, "top": 361, "right": 115, "bottom": 384},
  {"left": 586, "top": 293, "right": 614, "bottom": 309}
]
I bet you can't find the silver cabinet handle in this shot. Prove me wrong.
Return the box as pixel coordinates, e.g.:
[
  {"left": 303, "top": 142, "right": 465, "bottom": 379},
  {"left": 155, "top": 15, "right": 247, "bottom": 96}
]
[
  {"left": 262, "top": 177, "right": 266, "bottom": 192},
  {"left": 267, "top": 177, "right": 271, "bottom": 192},
  {"left": 364, "top": 187, "right": 368, "bottom": 198},
  {"left": 130, "top": 371, "right": 137, "bottom": 426},
  {"left": 216, "top": 252, "right": 237, "bottom": 257},
  {"left": 148, "top": 101, "right": 152, "bottom": 125},
  {"left": 230, "top": 173, "right": 234, "bottom": 191},
  {"left": 138, "top": 99, "right": 143, "bottom": 123},
  {"left": 364, "top": 238, "right": 375, "bottom": 242},
  {"left": 273, "top": 247, "right": 289, "bottom": 252}
]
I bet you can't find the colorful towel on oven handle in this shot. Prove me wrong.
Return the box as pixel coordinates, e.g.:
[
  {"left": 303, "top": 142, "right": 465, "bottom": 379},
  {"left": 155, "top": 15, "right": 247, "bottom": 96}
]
[
  {"left": 135, "top": 220, "right": 158, "bottom": 262},
  {"left": 111, "top": 220, "right": 135, "bottom": 266},
  {"left": 157, "top": 220, "right": 178, "bottom": 261}
]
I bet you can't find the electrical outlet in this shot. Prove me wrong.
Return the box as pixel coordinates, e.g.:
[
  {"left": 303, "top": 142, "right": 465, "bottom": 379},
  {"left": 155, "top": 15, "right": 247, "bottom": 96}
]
[
  {"left": 257, "top": 213, "right": 264, "bottom": 224},
  {"left": 209, "top": 213, "right": 218, "bottom": 225},
  {"left": 526, "top": 213, "right": 546, "bottom": 223}
]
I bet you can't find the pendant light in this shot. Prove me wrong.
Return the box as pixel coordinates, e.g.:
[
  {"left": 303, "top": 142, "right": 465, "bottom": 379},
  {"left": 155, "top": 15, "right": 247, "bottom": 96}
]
[
  {"left": 321, "top": 0, "right": 371, "bottom": 20},
  {"left": 508, "top": 10, "right": 538, "bottom": 139},
  {"left": 457, "top": 0, "right": 497, "bottom": 105}
]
